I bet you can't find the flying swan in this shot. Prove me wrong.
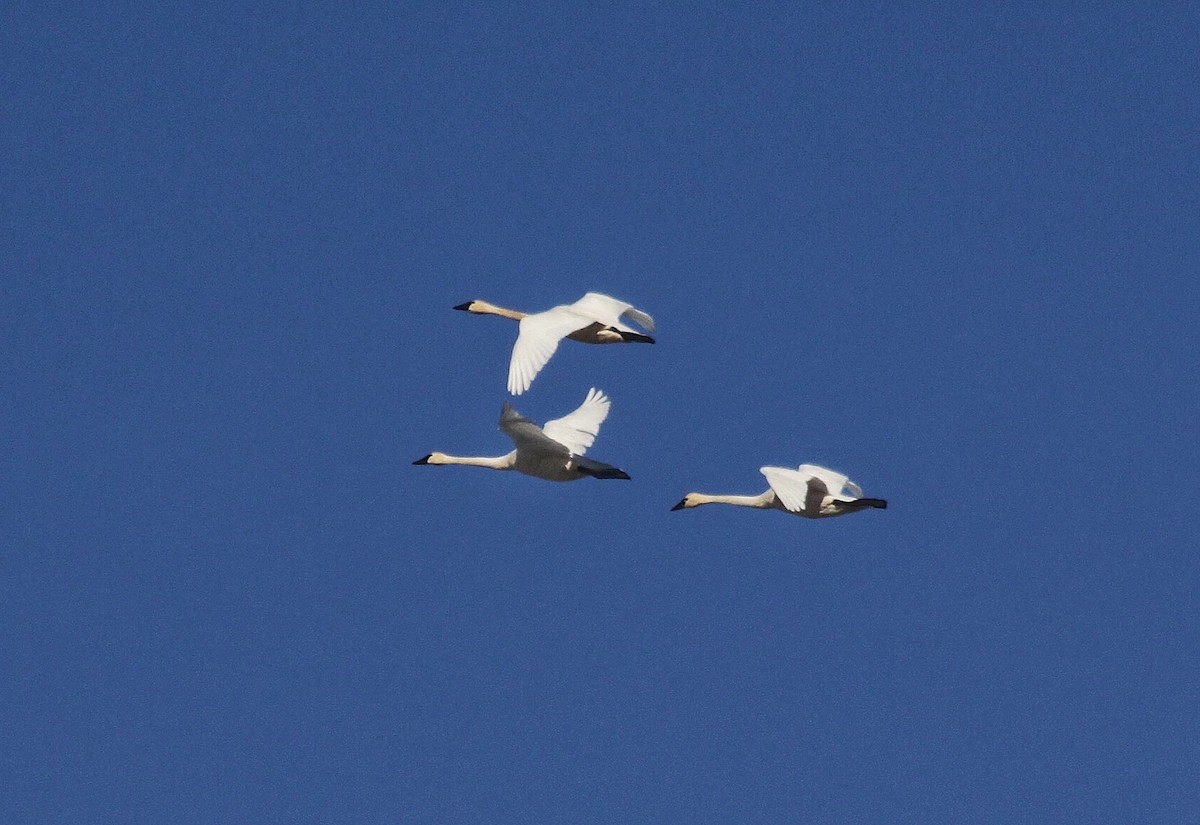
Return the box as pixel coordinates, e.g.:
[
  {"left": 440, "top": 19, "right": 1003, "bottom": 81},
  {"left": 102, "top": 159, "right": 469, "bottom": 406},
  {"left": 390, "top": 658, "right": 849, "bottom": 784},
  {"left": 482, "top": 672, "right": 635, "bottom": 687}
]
[
  {"left": 454, "top": 292, "right": 655, "bottom": 395},
  {"left": 671, "top": 464, "right": 887, "bottom": 518},
  {"left": 413, "top": 388, "right": 631, "bottom": 481}
]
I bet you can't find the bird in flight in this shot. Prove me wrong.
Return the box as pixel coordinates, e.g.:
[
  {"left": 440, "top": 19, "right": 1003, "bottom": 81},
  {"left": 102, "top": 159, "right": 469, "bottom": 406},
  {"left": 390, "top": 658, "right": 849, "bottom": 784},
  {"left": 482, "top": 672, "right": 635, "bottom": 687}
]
[
  {"left": 454, "top": 292, "right": 655, "bottom": 395},
  {"left": 414, "top": 388, "right": 631, "bottom": 481},
  {"left": 671, "top": 464, "right": 886, "bottom": 517}
]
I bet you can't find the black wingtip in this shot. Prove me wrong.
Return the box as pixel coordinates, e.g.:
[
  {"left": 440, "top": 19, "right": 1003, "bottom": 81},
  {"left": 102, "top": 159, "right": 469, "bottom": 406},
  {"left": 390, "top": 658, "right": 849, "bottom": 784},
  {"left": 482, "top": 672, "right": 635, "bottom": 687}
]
[
  {"left": 453, "top": 301, "right": 472, "bottom": 311},
  {"left": 413, "top": 454, "right": 432, "bottom": 465},
  {"left": 670, "top": 499, "right": 687, "bottom": 511},
  {"left": 619, "top": 331, "right": 655, "bottom": 344},
  {"left": 859, "top": 498, "right": 887, "bottom": 509}
]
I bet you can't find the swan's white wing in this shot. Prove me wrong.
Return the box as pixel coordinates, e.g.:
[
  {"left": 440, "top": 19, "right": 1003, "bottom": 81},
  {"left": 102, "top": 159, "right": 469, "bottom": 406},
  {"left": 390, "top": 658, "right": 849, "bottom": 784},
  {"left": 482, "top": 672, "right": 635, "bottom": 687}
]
[
  {"left": 797, "top": 464, "right": 860, "bottom": 500},
  {"left": 620, "top": 305, "right": 655, "bottom": 333},
  {"left": 760, "top": 466, "right": 824, "bottom": 513},
  {"left": 541, "top": 388, "right": 611, "bottom": 455},
  {"left": 508, "top": 309, "right": 592, "bottom": 395},
  {"left": 572, "top": 292, "right": 655, "bottom": 333}
]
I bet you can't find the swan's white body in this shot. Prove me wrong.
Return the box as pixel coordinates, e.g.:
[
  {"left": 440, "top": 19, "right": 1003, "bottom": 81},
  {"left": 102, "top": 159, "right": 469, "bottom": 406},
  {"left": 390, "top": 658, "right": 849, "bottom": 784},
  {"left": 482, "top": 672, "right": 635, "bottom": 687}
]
[
  {"left": 414, "top": 388, "right": 631, "bottom": 482},
  {"left": 672, "top": 464, "right": 886, "bottom": 518},
  {"left": 454, "top": 292, "right": 655, "bottom": 395}
]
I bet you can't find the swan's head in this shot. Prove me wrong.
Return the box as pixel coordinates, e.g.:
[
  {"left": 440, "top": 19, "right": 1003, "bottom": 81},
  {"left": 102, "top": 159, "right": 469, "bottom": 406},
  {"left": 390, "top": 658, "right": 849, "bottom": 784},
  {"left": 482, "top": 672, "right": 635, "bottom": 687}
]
[
  {"left": 413, "top": 452, "right": 449, "bottom": 465},
  {"left": 453, "top": 301, "right": 483, "bottom": 313},
  {"left": 670, "top": 494, "right": 703, "bottom": 511}
]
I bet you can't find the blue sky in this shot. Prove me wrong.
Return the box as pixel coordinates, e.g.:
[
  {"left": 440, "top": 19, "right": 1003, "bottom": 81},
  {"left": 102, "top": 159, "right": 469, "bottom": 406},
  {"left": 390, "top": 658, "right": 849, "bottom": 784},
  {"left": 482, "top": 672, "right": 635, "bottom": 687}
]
[{"left": 4, "top": 3, "right": 1198, "bottom": 822}]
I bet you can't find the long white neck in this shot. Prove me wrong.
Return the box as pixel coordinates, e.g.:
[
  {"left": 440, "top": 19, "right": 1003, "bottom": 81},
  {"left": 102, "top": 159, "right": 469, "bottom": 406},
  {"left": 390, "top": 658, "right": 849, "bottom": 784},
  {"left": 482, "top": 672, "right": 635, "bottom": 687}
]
[
  {"left": 689, "top": 491, "right": 775, "bottom": 508},
  {"left": 428, "top": 451, "right": 516, "bottom": 470},
  {"left": 469, "top": 300, "right": 526, "bottom": 321}
]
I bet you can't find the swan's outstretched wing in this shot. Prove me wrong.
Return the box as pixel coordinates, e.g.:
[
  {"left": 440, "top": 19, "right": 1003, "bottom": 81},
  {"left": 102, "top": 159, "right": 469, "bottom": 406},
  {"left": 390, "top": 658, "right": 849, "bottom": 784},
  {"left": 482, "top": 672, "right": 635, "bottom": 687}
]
[
  {"left": 507, "top": 293, "right": 654, "bottom": 395},
  {"left": 797, "top": 464, "right": 862, "bottom": 500},
  {"left": 508, "top": 309, "right": 592, "bottom": 395},
  {"left": 572, "top": 292, "right": 655, "bottom": 333},
  {"left": 541, "top": 388, "right": 610, "bottom": 456},
  {"left": 760, "top": 466, "right": 827, "bottom": 513}
]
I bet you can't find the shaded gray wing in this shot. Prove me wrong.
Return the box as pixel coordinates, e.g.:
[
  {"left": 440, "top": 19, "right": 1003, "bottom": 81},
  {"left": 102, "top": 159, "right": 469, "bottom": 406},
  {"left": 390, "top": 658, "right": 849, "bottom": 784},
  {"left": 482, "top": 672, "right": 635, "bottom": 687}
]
[{"left": 499, "top": 403, "right": 569, "bottom": 456}]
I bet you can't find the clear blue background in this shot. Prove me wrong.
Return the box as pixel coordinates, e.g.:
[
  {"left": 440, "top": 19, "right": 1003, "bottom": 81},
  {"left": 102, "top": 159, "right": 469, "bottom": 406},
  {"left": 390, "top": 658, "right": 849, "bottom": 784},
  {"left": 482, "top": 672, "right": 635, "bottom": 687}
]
[{"left": 4, "top": 3, "right": 1198, "bottom": 822}]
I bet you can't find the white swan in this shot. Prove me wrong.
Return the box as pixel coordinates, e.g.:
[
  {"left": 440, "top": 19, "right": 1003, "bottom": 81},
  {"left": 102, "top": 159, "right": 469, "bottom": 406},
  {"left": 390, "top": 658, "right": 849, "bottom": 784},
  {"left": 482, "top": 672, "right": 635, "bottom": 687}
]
[
  {"left": 413, "top": 388, "right": 631, "bottom": 481},
  {"left": 454, "top": 292, "right": 655, "bottom": 395},
  {"left": 671, "top": 464, "right": 886, "bottom": 518}
]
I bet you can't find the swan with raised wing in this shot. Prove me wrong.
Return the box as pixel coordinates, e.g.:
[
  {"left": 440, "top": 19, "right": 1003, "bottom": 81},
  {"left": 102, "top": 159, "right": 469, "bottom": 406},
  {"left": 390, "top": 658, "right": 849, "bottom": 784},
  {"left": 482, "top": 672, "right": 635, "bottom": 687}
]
[{"left": 414, "top": 388, "right": 631, "bottom": 481}]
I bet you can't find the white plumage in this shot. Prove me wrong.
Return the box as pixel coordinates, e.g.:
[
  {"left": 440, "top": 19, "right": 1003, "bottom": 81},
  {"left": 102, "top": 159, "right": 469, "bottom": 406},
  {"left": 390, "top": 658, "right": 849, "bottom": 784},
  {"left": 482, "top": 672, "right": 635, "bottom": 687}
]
[
  {"left": 413, "top": 388, "right": 630, "bottom": 482},
  {"left": 672, "top": 463, "right": 886, "bottom": 518},
  {"left": 454, "top": 292, "right": 655, "bottom": 395}
]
